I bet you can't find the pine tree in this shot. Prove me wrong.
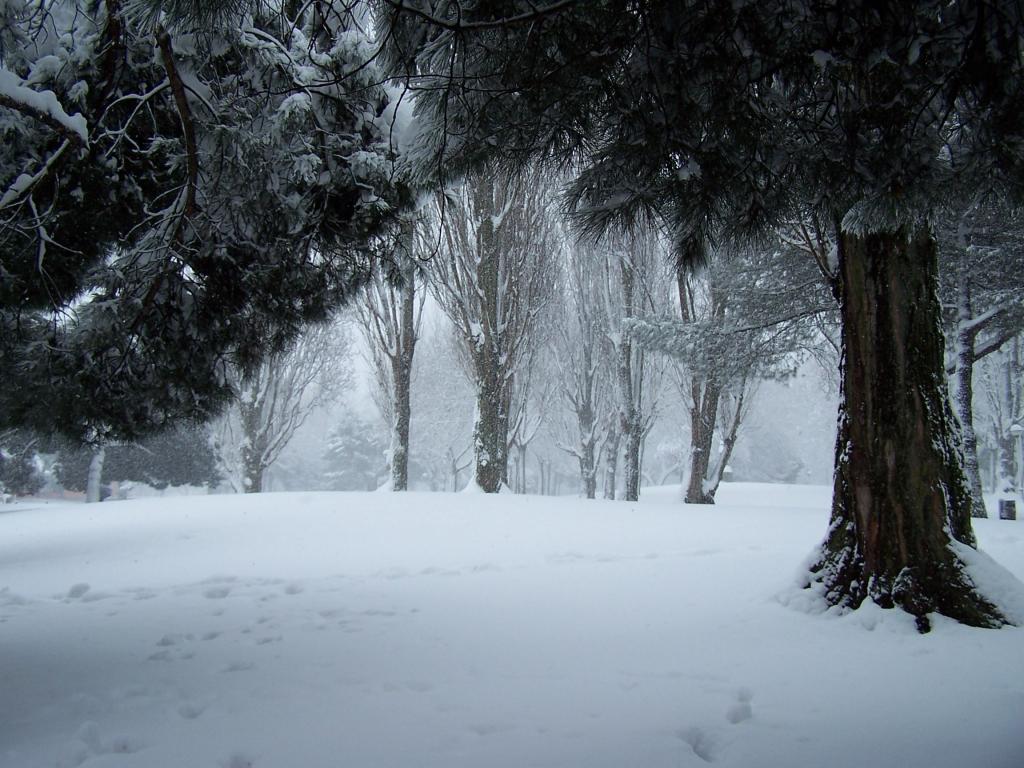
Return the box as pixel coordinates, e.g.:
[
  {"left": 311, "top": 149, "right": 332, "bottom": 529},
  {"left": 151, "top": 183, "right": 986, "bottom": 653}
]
[
  {"left": 1, "top": 1, "right": 403, "bottom": 443},
  {"left": 323, "top": 414, "right": 389, "bottom": 491},
  {"left": 379, "top": 0, "right": 1024, "bottom": 629}
]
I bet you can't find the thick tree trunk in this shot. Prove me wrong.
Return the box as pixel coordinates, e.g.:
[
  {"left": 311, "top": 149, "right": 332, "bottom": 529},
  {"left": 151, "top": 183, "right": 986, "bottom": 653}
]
[
  {"left": 685, "top": 380, "right": 721, "bottom": 504},
  {"left": 238, "top": 401, "right": 265, "bottom": 493},
  {"left": 807, "top": 226, "right": 1006, "bottom": 631},
  {"left": 390, "top": 258, "right": 417, "bottom": 492},
  {"left": 603, "top": 422, "right": 620, "bottom": 500},
  {"left": 473, "top": 380, "right": 509, "bottom": 493},
  {"left": 953, "top": 280, "right": 987, "bottom": 517},
  {"left": 579, "top": 437, "right": 597, "bottom": 499},
  {"left": 615, "top": 252, "right": 645, "bottom": 502},
  {"left": 572, "top": 370, "right": 599, "bottom": 498},
  {"left": 241, "top": 453, "right": 263, "bottom": 493},
  {"left": 622, "top": 412, "right": 642, "bottom": 502},
  {"left": 995, "top": 432, "right": 1017, "bottom": 497},
  {"left": 468, "top": 176, "right": 511, "bottom": 494},
  {"left": 996, "top": 340, "right": 1020, "bottom": 498},
  {"left": 705, "top": 386, "right": 746, "bottom": 501},
  {"left": 85, "top": 446, "right": 106, "bottom": 503}
]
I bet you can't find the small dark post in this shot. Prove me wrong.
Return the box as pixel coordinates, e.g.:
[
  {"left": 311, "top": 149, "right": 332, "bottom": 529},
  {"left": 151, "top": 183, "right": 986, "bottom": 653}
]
[{"left": 998, "top": 499, "right": 1017, "bottom": 521}]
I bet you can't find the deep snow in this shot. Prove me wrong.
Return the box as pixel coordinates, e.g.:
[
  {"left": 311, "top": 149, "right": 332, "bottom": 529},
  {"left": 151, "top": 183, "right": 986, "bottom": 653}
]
[{"left": 1, "top": 483, "right": 1022, "bottom": 768}]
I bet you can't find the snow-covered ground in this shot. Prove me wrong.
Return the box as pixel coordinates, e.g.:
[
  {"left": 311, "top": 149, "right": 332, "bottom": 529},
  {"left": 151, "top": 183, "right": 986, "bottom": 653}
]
[{"left": 1, "top": 483, "right": 1022, "bottom": 768}]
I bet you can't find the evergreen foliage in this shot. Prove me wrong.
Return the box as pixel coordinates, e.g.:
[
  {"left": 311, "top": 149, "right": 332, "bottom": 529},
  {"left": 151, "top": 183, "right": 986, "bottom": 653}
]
[
  {"left": 323, "top": 414, "right": 388, "bottom": 491},
  {"left": 0, "top": 429, "right": 45, "bottom": 497},
  {"left": 55, "top": 425, "right": 220, "bottom": 491},
  {"left": 1, "top": 1, "right": 403, "bottom": 443}
]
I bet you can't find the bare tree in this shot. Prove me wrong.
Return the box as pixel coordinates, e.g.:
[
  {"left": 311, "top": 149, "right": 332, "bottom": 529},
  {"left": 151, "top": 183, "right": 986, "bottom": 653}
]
[
  {"left": 430, "top": 168, "right": 557, "bottom": 492},
  {"left": 630, "top": 239, "right": 831, "bottom": 503},
  {"left": 410, "top": 323, "right": 476, "bottom": 491},
  {"left": 554, "top": 243, "right": 611, "bottom": 499},
  {"left": 212, "top": 320, "right": 353, "bottom": 493},
  {"left": 354, "top": 220, "right": 425, "bottom": 491},
  {"left": 938, "top": 197, "right": 1024, "bottom": 517},
  {"left": 978, "top": 337, "right": 1024, "bottom": 503},
  {"left": 599, "top": 232, "right": 668, "bottom": 502},
  {"left": 673, "top": 259, "right": 762, "bottom": 504}
]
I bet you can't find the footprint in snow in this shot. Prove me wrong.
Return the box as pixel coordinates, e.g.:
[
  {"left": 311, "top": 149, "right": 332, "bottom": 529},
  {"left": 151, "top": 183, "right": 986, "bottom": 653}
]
[
  {"left": 1, "top": 588, "right": 28, "bottom": 605},
  {"left": 66, "top": 583, "right": 90, "bottom": 599},
  {"left": 62, "top": 721, "right": 145, "bottom": 766},
  {"left": 283, "top": 583, "right": 304, "bottom": 595},
  {"left": 204, "top": 586, "right": 232, "bottom": 599},
  {"left": 156, "top": 633, "right": 193, "bottom": 647},
  {"left": 80, "top": 590, "right": 113, "bottom": 603},
  {"left": 725, "top": 688, "right": 753, "bottom": 724},
  {"left": 677, "top": 727, "right": 716, "bottom": 763},
  {"left": 468, "top": 722, "right": 515, "bottom": 737},
  {"left": 221, "top": 661, "right": 255, "bottom": 673},
  {"left": 221, "top": 752, "right": 257, "bottom": 768},
  {"left": 403, "top": 680, "right": 434, "bottom": 693},
  {"left": 202, "top": 575, "right": 238, "bottom": 585},
  {"left": 177, "top": 702, "right": 206, "bottom": 720}
]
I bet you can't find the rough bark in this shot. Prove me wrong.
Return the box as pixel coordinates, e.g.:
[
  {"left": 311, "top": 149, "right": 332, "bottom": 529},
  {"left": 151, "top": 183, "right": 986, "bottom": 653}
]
[
  {"left": 676, "top": 262, "right": 725, "bottom": 505},
  {"left": 705, "top": 386, "right": 746, "bottom": 500},
  {"left": 389, "top": 256, "right": 417, "bottom": 492},
  {"left": 578, "top": 435, "right": 598, "bottom": 499},
  {"left": 470, "top": 187, "right": 511, "bottom": 493},
  {"left": 242, "top": 460, "right": 263, "bottom": 494},
  {"left": 239, "top": 401, "right": 265, "bottom": 493},
  {"left": 603, "top": 421, "right": 620, "bottom": 500},
  {"left": 995, "top": 431, "right": 1018, "bottom": 497},
  {"left": 953, "top": 278, "right": 988, "bottom": 517},
  {"left": 684, "top": 380, "right": 721, "bottom": 504},
  {"left": 994, "top": 340, "right": 1021, "bottom": 498},
  {"left": 807, "top": 226, "right": 1007, "bottom": 631},
  {"left": 617, "top": 255, "right": 643, "bottom": 502},
  {"left": 473, "top": 375, "right": 510, "bottom": 493},
  {"left": 622, "top": 415, "right": 642, "bottom": 502},
  {"left": 562, "top": 310, "right": 602, "bottom": 499}
]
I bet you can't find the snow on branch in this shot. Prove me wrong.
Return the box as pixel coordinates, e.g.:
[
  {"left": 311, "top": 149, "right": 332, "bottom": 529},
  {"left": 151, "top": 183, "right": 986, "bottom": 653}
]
[
  {"left": 383, "top": 0, "right": 579, "bottom": 32},
  {"left": 0, "top": 67, "right": 88, "bottom": 145}
]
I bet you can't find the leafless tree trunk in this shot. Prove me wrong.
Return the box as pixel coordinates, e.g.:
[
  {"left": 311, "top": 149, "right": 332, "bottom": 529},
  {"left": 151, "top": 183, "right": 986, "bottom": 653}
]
[
  {"left": 953, "top": 276, "right": 988, "bottom": 516},
  {"left": 85, "top": 445, "right": 106, "bottom": 503},
  {"left": 355, "top": 219, "right": 424, "bottom": 491},
  {"left": 982, "top": 336, "right": 1023, "bottom": 500},
  {"left": 600, "top": 234, "right": 666, "bottom": 502},
  {"left": 603, "top": 418, "right": 620, "bottom": 500},
  {"left": 431, "top": 168, "right": 556, "bottom": 492},
  {"left": 554, "top": 243, "right": 610, "bottom": 498},
  {"left": 213, "top": 321, "right": 352, "bottom": 493}
]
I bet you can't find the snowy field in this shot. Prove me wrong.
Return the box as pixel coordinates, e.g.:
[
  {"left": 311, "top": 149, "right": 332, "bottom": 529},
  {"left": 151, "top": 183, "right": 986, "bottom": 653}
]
[{"left": 1, "top": 484, "right": 1022, "bottom": 768}]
